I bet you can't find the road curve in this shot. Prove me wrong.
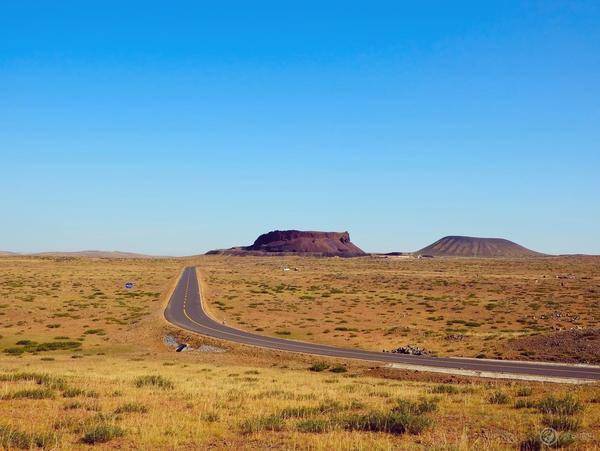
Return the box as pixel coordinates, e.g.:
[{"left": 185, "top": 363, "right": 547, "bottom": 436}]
[{"left": 165, "top": 267, "right": 600, "bottom": 381}]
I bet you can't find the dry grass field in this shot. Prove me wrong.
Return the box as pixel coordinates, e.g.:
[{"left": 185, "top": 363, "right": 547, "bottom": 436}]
[
  {"left": 0, "top": 256, "right": 598, "bottom": 449},
  {"left": 199, "top": 255, "right": 600, "bottom": 362}
]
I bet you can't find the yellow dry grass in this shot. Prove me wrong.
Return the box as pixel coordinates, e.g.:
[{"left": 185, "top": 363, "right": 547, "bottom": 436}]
[
  {"left": 0, "top": 256, "right": 598, "bottom": 449},
  {"left": 198, "top": 255, "right": 600, "bottom": 359}
]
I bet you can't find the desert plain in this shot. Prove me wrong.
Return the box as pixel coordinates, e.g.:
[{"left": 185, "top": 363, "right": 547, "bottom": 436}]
[{"left": 0, "top": 255, "right": 598, "bottom": 449}]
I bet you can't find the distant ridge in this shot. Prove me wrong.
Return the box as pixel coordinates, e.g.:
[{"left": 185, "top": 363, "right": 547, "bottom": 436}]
[
  {"left": 207, "top": 230, "right": 366, "bottom": 257},
  {"left": 1, "top": 250, "right": 163, "bottom": 259},
  {"left": 32, "top": 250, "right": 162, "bottom": 259},
  {"left": 417, "top": 236, "right": 545, "bottom": 258}
]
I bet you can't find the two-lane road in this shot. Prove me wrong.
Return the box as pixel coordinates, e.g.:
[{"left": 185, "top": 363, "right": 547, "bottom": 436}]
[{"left": 165, "top": 267, "right": 600, "bottom": 381}]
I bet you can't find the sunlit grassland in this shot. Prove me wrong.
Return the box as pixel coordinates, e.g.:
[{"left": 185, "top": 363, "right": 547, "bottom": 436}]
[
  {"left": 0, "top": 256, "right": 598, "bottom": 449},
  {"left": 198, "top": 255, "right": 600, "bottom": 360},
  {"left": 2, "top": 353, "right": 599, "bottom": 449},
  {"left": 0, "top": 256, "right": 181, "bottom": 353}
]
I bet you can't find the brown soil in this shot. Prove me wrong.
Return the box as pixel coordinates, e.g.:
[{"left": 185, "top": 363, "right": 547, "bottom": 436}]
[{"left": 503, "top": 328, "right": 600, "bottom": 364}]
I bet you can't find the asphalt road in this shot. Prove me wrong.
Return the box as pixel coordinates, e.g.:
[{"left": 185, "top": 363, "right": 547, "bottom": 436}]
[{"left": 165, "top": 267, "right": 600, "bottom": 381}]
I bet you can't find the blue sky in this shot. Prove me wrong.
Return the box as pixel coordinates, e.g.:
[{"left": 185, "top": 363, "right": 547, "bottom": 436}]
[{"left": 1, "top": 1, "right": 599, "bottom": 255}]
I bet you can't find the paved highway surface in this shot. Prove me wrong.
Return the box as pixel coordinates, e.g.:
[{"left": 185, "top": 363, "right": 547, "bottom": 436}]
[{"left": 165, "top": 267, "right": 600, "bottom": 381}]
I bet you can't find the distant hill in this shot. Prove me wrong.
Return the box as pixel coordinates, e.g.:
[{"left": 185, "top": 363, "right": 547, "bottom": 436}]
[
  {"left": 417, "top": 236, "right": 545, "bottom": 258},
  {"left": 27, "top": 250, "right": 161, "bottom": 259},
  {"left": 0, "top": 251, "right": 19, "bottom": 257},
  {"left": 207, "top": 230, "right": 366, "bottom": 257}
]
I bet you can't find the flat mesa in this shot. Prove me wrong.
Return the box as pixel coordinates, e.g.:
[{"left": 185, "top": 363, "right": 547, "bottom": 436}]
[{"left": 206, "top": 229, "right": 367, "bottom": 257}]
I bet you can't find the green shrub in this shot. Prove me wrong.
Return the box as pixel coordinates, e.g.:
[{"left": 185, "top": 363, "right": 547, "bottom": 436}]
[
  {"left": 201, "top": 411, "right": 219, "bottom": 422},
  {"left": 84, "top": 402, "right": 102, "bottom": 412},
  {"left": 329, "top": 365, "right": 347, "bottom": 373},
  {"left": 542, "top": 415, "right": 581, "bottom": 432},
  {"left": 134, "top": 375, "right": 174, "bottom": 390},
  {"left": 296, "top": 418, "right": 330, "bottom": 433},
  {"left": 279, "top": 405, "right": 321, "bottom": 419},
  {"left": 393, "top": 398, "right": 438, "bottom": 415},
  {"left": 430, "top": 384, "right": 459, "bottom": 394},
  {"left": 554, "top": 432, "right": 576, "bottom": 448},
  {"left": 516, "top": 387, "right": 533, "bottom": 397},
  {"left": 343, "top": 411, "right": 432, "bottom": 435},
  {"left": 0, "top": 424, "right": 58, "bottom": 449},
  {"left": 537, "top": 395, "right": 583, "bottom": 416},
  {"left": 488, "top": 391, "right": 510, "bottom": 405},
  {"left": 16, "top": 340, "right": 37, "bottom": 346},
  {"left": 318, "top": 400, "right": 345, "bottom": 414},
  {"left": 4, "top": 341, "right": 81, "bottom": 354},
  {"left": 114, "top": 402, "right": 148, "bottom": 414},
  {"left": 62, "top": 388, "right": 85, "bottom": 398},
  {"left": 0, "top": 371, "right": 66, "bottom": 390},
  {"left": 84, "top": 328, "right": 106, "bottom": 335},
  {"left": 34, "top": 341, "right": 81, "bottom": 352},
  {"left": 240, "top": 415, "right": 285, "bottom": 434},
  {"left": 514, "top": 399, "right": 536, "bottom": 409},
  {"left": 64, "top": 401, "right": 84, "bottom": 410},
  {"left": 308, "top": 362, "right": 330, "bottom": 372},
  {"left": 519, "top": 432, "right": 541, "bottom": 450},
  {"left": 2, "top": 388, "right": 55, "bottom": 400},
  {"left": 81, "top": 423, "right": 125, "bottom": 444},
  {"left": 278, "top": 400, "right": 344, "bottom": 419},
  {"left": 520, "top": 430, "right": 575, "bottom": 450}
]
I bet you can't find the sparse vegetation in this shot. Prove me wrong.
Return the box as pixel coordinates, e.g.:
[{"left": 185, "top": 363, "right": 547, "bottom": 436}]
[
  {"left": 0, "top": 424, "right": 58, "bottom": 449},
  {"left": 62, "top": 387, "right": 85, "bottom": 398},
  {"left": 521, "top": 430, "right": 576, "bottom": 450},
  {"left": 488, "top": 391, "right": 510, "bottom": 405},
  {"left": 201, "top": 255, "right": 600, "bottom": 362},
  {"left": 514, "top": 399, "right": 536, "bottom": 409},
  {"left": 0, "top": 371, "right": 67, "bottom": 389},
  {"left": 329, "top": 364, "right": 347, "bottom": 373},
  {"left": 114, "top": 402, "right": 148, "bottom": 414},
  {"left": 430, "top": 384, "right": 459, "bottom": 394},
  {"left": 309, "top": 362, "right": 330, "bottom": 372},
  {"left": 81, "top": 423, "right": 125, "bottom": 444},
  {"left": 240, "top": 415, "right": 285, "bottom": 434},
  {"left": 542, "top": 415, "right": 581, "bottom": 431},
  {"left": 2, "top": 388, "right": 55, "bottom": 400},
  {"left": 392, "top": 397, "right": 438, "bottom": 415},
  {"left": 0, "top": 256, "right": 597, "bottom": 449},
  {"left": 342, "top": 410, "right": 433, "bottom": 435},
  {"left": 516, "top": 387, "right": 533, "bottom": 397},
  {"left": 537, "top": 395, "right": 583, "bottom": 416},
  {"left": 201, "top": 411, "right": 220, "bottom": 422},
  {"left": 134, "top": 375, "right": 174, "bottom": 390},
  {"left": 5, "top": 341, "right": 82, "bottom": 354},
  {"left": 296, "top": 418, "right": 331, "bottom": 433}
]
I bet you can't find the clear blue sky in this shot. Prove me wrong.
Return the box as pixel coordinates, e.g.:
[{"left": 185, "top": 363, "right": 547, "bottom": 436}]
[{"left": 1, "top": 1, "right": 599, "bottom": 255}]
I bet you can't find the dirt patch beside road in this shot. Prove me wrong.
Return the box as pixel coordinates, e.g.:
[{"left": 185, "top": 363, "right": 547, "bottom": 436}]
[{"left": 503, "top": 328, "right": 600, "bottom": 364}]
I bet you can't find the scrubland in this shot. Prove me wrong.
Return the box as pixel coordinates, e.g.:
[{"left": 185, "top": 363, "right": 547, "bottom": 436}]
[
  {"left": 0, "top": 256, "right": 598, "bottom": 449},
  {"left": 200, "top": 255, "right": 600, "bottom": 362}
]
